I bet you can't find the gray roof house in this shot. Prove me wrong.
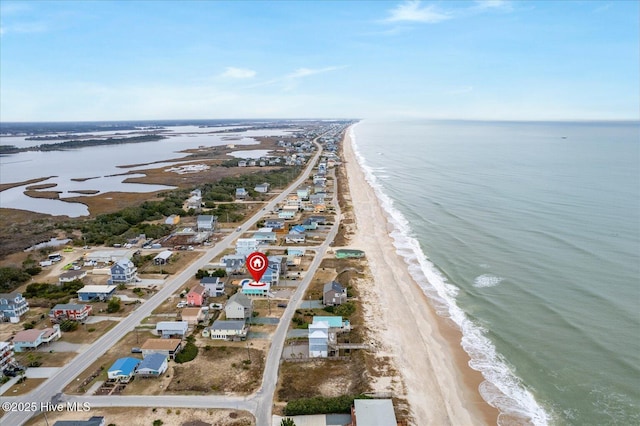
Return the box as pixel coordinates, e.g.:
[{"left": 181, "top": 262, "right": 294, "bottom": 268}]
[
  {"left": 110, "top": 258, "right": 137, "bottom": 283},
  {"left": 351, "top": 399, "right": 398, "bottom": 426},
  {"left": 323, "top": 281, "right": 347, "bottom": 306},
  {"left": 225, "top": 292, "right": 253, "bottom": 320},
  {"left": 136, "top": 352, "right": 168, "bottom": 377},
  {"left": 155, "top": 321, "right": 189, "bottom": 338},
  {"left": 200, "top": 276, "right": 225, "bottom": 297},
  {"left": 197, "top": 215, "right": 217, "bottom": 231}
]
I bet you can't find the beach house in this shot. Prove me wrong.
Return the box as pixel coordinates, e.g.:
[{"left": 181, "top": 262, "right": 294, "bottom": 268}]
[
  {"left": 53, "top": 416, "right": 106, "bottom": 426},
  {"left": 135, "top": 352, "right": 168, "bottom": 377},
  {"left": 140, "top": 338, "right": 182, "bottom": 359},
  {"left": 323, "top": 281, "right": 347, "bottom": 306},
  {"left": 241, "top": 280, "right": 271, "bottom": 297},
  {"left": 204, "top": 320, "right": 247, "bottom": 340},
  {"left": 309, "top": 320, "right": 330, "bottom": 358},
  {"left": 235, "top": 238, "right": 259, "bottom": 256},
  {"left": 187, "top": 284, "right": 207, "bottom": 306},
  {"left": 49, "top": 303, "right": 92, "bottom": 322},
  {"left": 110, "top": 258, "right": 137, "bottom": 283},
  {"left": 350, "top": 399, "right": 398, "bottom": 426},
  {"left": 254, "top": 182, "right": 270, "bottom": 193},
  {"left": 13, "top": 326, "right": 61, "bottom": 352},
  {"left": 200, "top": 276, "right": 225, "bottom": 297},
  {"left": 180, "top": 307, "right": 205, "bottom": 325},
  {"left": 0, "top": 342, "right": 15, "bottom": 373},
  {"left": 107, "top": 357, "right": 140, "bottom": 382},
  {"left": 155, "top": 321, "right": 188, "bottom": 339},
  {"left": 153, "top": 250, "right": 173, "bottom": 265},
  {"left": 58, "top": 269, "right": 87, "bottom": 284},
  {"left": 77, "top": 285, "right": 117, "bottom": 302},
  {"left": 235, "top": 188, "right": 248, "bottom": 199},
  {"left": 197, "top": 215, "right": 217, "bottom": 232},
  {"left": 0, "top": 292, "right": 29, "bottom": 323}
]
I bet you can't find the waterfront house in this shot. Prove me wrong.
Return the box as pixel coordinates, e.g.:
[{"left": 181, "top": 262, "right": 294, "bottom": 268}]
[
  {"left": 49, "top": 303, "right": 92, "bottom": 322},
  {"left": 225, "top": 292, "right": 253, "bottom": 320},
  {"left": 110, "top": 258, "right": 137, "bottom": 283},
  {"left": 187, "top": 284, "right": 207, "bottom": 306},
  {"left": 204, "top": 320, "right": 247, "bottom": 340},
  {"left": 107, "top": 357, "right": 140, "bottom": 382},
  {"left": 323, "top": 281, "right": 347, "bottom": 306},
  {"left": 335, "top": 249, "right": 365, "bottom": 259},
  {"left": 155, "top": 321, "right": 188, "bottom": 338},
  {"left": 197, "top": 215, "right": 217, "bottom": 232},
  {"left": 350, "top": 399, "right": 397, "bottom": 426},
  {"left": 309, "top": 320, "right": 329, "bottom": 358},
  {"left": 58, "top": 269, "right": 87, "bottom": 284},
  {"left": 200, "top": 276, "right": 225, "bottom": 297},
  {"left": 77, "top": 285, "right": 117, "bottom": 302},
  {"left": 135, "top": 352, "right": 168, "bottom": 377},
  {"left": 140, "top": 338, "right": 182, "bottom": 359},
  {"left": 0, "top": 292, "right": 29, "bottom": 323},
  {"left": 153, "top": 250, "right": 173, "bottom": 265},
  {"left": 13, "top": 326, "right": 61, "bottom": 352}
]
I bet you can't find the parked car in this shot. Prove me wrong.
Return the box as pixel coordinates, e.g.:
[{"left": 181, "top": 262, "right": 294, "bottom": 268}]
[
  {"left": 277, "top": 303, "right": 287, "bottom": 308},
  {"left": 176, "top": 301, "right": 187, "bottom": 308},
  {"left": 209, "top": 303, "right": 223, "bottom": 310},
  {"left": 131, "top": 347, "right": 142, "bottom": 354}
]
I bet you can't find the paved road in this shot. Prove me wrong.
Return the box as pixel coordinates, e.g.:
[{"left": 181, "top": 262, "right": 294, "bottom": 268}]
[{"left": 1, "top": 128, "right": 343, "bottom": 426}]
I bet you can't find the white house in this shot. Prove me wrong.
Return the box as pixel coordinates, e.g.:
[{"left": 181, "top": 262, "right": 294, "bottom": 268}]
[
  {"left": 155, "top": 321, "right": 189, "bottom": 339},
  {"left": 309, "top": 320, "right": 329, "bottom": 358},
  {"left": 285, "top": 234, "right": 306, "bottom": 244},
  {"left": 254, "top": 182, "right": 270, "bottom": 193},
  {"left": 236, "top": 238, "right": 259, "bottom": 256},
  {"left": 204, "top": 320, "right": 247, "bottom": 340}
]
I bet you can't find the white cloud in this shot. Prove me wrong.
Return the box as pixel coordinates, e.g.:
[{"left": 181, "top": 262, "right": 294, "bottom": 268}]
[
  {"left": 221, "top": 67, "right": 256, "bottom": 79},
  {"left": 286, "top": 66, "right": 347, "bottom": 79},
  {"left": 385, "top": 1, "right": 451, "bottom": 23},
  {"left": 475, "top": 0, "right": 510, "bottom": 9}
]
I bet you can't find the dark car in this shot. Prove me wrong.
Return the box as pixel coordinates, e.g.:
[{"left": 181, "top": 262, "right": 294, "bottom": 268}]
[{"left": 277, "top": 303, "right": 287, "bottom": 308}]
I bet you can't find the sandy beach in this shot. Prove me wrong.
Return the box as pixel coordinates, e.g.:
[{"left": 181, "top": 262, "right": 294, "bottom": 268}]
[{"left": 342, "top": 129, "right": 499, "bottom": 425}]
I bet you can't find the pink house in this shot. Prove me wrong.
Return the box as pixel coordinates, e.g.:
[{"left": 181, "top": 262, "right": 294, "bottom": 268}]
[{"left": 186, "top": 284, "right": 206, "bottom": 307}]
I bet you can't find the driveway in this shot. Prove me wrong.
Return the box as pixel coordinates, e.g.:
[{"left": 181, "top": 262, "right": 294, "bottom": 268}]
[
  {"left": 85, "top": 315, "right": 123, "bottom": 324},
  {"left": 36, "top": 341, "right": 85, "bottom": 353}
]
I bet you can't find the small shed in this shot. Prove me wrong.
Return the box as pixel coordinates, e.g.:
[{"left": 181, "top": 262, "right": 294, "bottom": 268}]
[{"left": 153, "top": 250, "right": 173, "bottom": 265}]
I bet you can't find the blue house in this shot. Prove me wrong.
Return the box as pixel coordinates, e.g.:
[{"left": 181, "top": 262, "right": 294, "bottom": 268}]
[
  {"left": 136, "top": 352, "right": 168, "bottom": 377},
  {"left": 289, "top": 225, "right": 306, "bottom": 234},
  {"left": 110, "top": 258, "right": 137, "bottom": 283},
  {"left": 107, "top": 357, "right": 140, "bottom": 382},
  {"left": 0, "top": 292, "right": 29, "bottom": 323},
  {"left": 77, "top": 285, "right": 117, "bottom": 302}
]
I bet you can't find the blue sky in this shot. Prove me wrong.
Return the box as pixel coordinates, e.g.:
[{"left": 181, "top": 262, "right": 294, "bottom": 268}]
[{"left": 1, "top": 0, "right": 638, "bottom": 121}]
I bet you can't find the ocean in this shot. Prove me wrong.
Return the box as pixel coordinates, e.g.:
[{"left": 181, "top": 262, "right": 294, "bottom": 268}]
[{"left": 350, "top": 120, "right": 640, "bottom": 425}]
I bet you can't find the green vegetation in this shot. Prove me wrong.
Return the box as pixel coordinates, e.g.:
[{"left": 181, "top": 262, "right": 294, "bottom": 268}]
[
  {"left": 283, "top": 394, "right": 371, "bottom": 416},
  {"left": 0, "top": 265, "right": 36, "bottom": 293},
  {"left": 23, "top": 280, "right": 85, "bottom": 304},
  {"left": 174, "top": 335, "right": 198, "bottom": 363},
  {"left": 59, "top": 320, "right": 79, "bottom": 332},
  {"left": 106, "top": 297, "right": 121, "bottom": 313},
  {"left": 334, "top": 301, "right": 356, "bottom": 318},
  {"left": 280, "top": 419, "right": 297, "bottom": 426}
]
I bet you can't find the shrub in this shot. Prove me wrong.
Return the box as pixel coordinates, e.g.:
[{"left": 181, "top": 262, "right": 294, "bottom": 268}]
[
  {"left": 152, "top": 420, "right": 163, "bottom": 426},
  {"left": 284, "top": 394, "right": 371, "bottom": 416},
  {"left": 174, "top": 341, "right": 198, "bottom": 363},
  {"left": 59, "top": 320, "right": 79, "bottom": 332},
  {"left": 334, "top": 302, "right": 355, "bottom": 318},
  {"left": 107, "top": 297, "right": 121, "bottom": 313}
]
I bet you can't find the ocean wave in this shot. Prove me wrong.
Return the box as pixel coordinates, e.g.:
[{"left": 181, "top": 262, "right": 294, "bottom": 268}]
[
  {"left": 474, "top": 274, "right": 504, "bottom": 288},
  {"left": 349, "top": 126, "right": 551, "bottom": 426}
]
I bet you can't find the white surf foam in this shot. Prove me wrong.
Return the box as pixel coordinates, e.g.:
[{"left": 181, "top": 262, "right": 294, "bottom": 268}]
[
  {"left": 349, "top": 125, "right": 551, "bottom": 426},
  {"left": 474, "top": 274, "right": 504, "bottom": 288}
]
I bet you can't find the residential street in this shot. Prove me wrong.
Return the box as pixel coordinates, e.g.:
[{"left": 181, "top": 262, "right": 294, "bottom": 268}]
[{"left": 2, "top": 133, "right": 339, "bottom": 426}]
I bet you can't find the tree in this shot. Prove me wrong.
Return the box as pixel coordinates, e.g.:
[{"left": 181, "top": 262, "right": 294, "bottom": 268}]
[
  {"left": 280, "top": 418, "right": 297, "bottom": 426},
  {"left": 107, "top": 297, "right": 121, "bottom": 313}
]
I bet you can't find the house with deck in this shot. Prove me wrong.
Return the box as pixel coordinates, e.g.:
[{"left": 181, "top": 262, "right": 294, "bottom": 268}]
[
  {"left": 350, "top": 399, "right": 398, "bottom": 426},
  {"left": 180, "top": 307, "right": 205, "bottom": 325},
  {"left": 264, "top": 218, "right": 285, "bottom": 230},
  {"left": 140, "top": 338, "right": 182, "bottom": 359},
  {"left": 323, "top": 281, "right": 347, "bottom": 306},
  {"left": 200, "top": 276, "right": 225, "bottom": 297},
  {"left": 254, "top": 182, "right": 270, "bottom": 193},
  {"left": 13, "top": 326, "right": 61, "bottom": 352},
  {"left": 235, "top": 188, "right": 248, "bottom": 199},
  {"left": 107, "top": 357, "right": 140, "bottom": 382},
  {"left": 204, "top": 320, "right": 248, "bottom": 340},
  {"left": 241, "top": 280, "right": 271, "bottom": 297},
  {"left": 110, "top": 258, "right": 137, "bottom": 283},
  {"left": 285, "top": 234, "right": 306, "bottom": 244},
  {"left": 49, "top": 304, "right": 92, "bottom": 322},
  {"left": 0, "top": 292, "right": 29, "bottom": 323},
  {"left": 221, "top": 254, "right": 246, "bottom": 275},
  {"left": 236, "top": 238, "right": 259, "bottom": 256},
  {"left": 0, "top": 342, "right": 15, "bottom": 373}
]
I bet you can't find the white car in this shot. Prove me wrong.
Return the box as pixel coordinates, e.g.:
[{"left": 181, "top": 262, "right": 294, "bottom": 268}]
[
  {"left": 176, "top": 302, "right": 187, "bottom": 308},
  {"left": 209, "top": 303, "right": 223, "bottom": 310}
]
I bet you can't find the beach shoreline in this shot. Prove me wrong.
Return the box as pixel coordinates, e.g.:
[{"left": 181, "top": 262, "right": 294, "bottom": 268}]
[{"left": 341, "top": 127, "right": 500, "bottom": 425}]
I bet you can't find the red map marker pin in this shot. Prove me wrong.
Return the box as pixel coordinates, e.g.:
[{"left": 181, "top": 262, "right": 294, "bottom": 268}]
[{"left": 246, "top": 252, "right": 268, "bottom": 283}]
